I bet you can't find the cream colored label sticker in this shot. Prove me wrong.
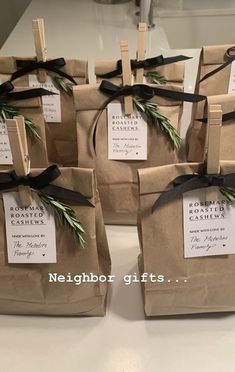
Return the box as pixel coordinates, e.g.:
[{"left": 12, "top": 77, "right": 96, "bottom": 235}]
[
  {"left": 28, "top": 75, "right": 61, "bottom": 122},
  {"left": 183, "top": 188, "right": 235, "bottom": 258},
  {"left": 228, "top": 60, "right": 235, "bottom": 93},
  {"left": 0, "top": 118, "right": 13, "bottom": 165},
  {"left": 3, "top": 192, "right": 56, "bottom": 263},
  {"left": 107, "top": 102, "right": 147, "bottom": 160}
]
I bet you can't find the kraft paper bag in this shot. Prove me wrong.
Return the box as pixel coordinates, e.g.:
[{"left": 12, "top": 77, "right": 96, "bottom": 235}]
[
  {"left": 0, "top": 56, "right": 88, "bottom": 166},
  {"left": 9, "top": 88, "right": 49, "bottom": 168},
  {"left": 138, "top": 161, "right": 235, "bottom": 316},
  {"left": 0, "top": 167, "right": 111, "bottom": 316},
  {"left": 196, "top": 44, "right": 234, "bottom": 96},
  {"left": 186, "top": 94, "right": 235, "bottom": 162},
  {"left": 95, "top": 57, "right": 186, "bottom": 86},
  {"left": 74, "top": 83, "right": 184, "bottom": 225},
  {"left": 188, "top": 44, "right": 235, "bottom": 162}
]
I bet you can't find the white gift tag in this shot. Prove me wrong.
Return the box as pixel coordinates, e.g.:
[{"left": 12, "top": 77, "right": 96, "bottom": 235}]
[
  {"left": 107, "top": 102, "right": 147, "bottom": 160},
  {"left": 228, "top": 60, "right": 235, "bottom": 93},
  {"left": 3, "top": 192, "right": 57, "bottom": 263},
  {"left": 0, "top": 118, "right": 13, "bottom": 165},
  {"left": 28, "top": 74, "right": 61, "bottom": 123},
  {"left": 183, "top": 188, "right": 235, "bottom": 258}
]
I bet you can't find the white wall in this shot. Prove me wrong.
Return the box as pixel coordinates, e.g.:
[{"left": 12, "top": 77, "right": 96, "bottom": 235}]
[{"left": 0, "top": 0, "right": 31, "bottom": 47}]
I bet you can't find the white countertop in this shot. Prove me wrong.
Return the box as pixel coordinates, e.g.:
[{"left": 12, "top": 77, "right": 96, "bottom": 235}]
[{"left": 1, "top": 1, "right": 234, "bottom": 372}]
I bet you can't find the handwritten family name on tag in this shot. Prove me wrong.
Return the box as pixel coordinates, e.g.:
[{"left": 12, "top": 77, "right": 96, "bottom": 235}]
[
  {"left": 183, "top": 188, "right": 235, "bottom": 258},
  {"left": 28, "top": 74, "right": 61, "bottom": 123},
  {"left": 0, "top": 118, "right": 13, "bottom": 165},
  {"left": 3, "top": 192, "right": 56, "bottom": 263},
  {"left": 107, "top": 102, "right": 147, "bottom": 160}
]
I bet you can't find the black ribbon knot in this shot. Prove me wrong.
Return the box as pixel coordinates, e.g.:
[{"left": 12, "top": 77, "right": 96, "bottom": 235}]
[
  {"left": 152, "top": 172, "right": 235, "bottom": 212},
  {"left": 97, "top": 55, "right": 191, "bottom": 79},
  {"left": 99, "top": 80, "right": 206, "bottom": 104},
  {"left": 0, "top": 165, "right": 93, "bottom": 207},
  {"left": 10, "top": 57, "right": 77, "bottom": 85}
]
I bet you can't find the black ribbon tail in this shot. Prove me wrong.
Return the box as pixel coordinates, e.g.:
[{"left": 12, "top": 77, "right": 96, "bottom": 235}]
[
  {"left": 199, "top": 60, "right": 231, "bottom": 83},
  {"left": 152, "top": 87, "right": 206, "bottom": 103},
  {"left": 5, "top": 88, "right": 56, "bottom": 102},
  {"left": 152, "top": 176, "right": 205, "bottom": 212},
  {"left": 198, "top": 110, "right": 235, "bottom": 124},
  {"left": 39, "top": 184, "right": 94, "bottom": 207},
  {"left": 159, "top": 55, "right": 192, "bottom": 66}
]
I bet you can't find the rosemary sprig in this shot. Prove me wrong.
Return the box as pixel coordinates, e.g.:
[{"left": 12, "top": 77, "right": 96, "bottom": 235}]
[
  {"left": 0, "top": 104, "right": 41, "bottom": 140},
  {"left": 219, "top": 187, "right": 235, "bottom": 203},
  {"left": 133, "top": 97, "right": 181, "bottom": 149},
  {"left": 39, "top": 193, "right": 86, "bottom": 249},
  {"left": 146, "top": 71, "right": 167, "bottom": 85},
  {"left": 50, "top": 73, "right": 74, "bottom": 94}
]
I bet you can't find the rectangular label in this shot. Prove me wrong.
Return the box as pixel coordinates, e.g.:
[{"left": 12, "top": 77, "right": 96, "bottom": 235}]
[
  {"left": 0, "top": 118, "right": 13, "bottom": 165},
  {"left": 183, "top": 188, "right": 235, "bottom": 258},
  {"left": 228, "top": 60, "right": 235, "bottom": 93},
  {"left": 3, "top": 192, "right": 57, "bottom": 263},
  {"left": 107, "top": 102, "right": 147, "bottom": 160},
  {"left": 28, "top": 74, "right": 61, "bottom": 123}
]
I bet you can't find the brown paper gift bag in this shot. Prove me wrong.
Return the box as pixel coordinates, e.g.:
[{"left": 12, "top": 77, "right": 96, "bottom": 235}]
[
  {"left": 0, "top": 82, "right": 49, "bottom": 168},
  {"left": 187, "top": 44, "right": 235, "bottom": 162},
  {"left": 186, "top": 94, "right": 235, "bottom": 162},
  {"left": 195, "top": 44, "right": 234, "bottom": 96},
  {"left": 0, "top": 166, "right": 111, "bottom": 316},
  {"left": 74, "top": 82, "right": 186, "bottom": 225},
  {"left": 0, "top": 56, "right": 88, "bottom": 166},
  {"left": 138, "top": 161, "right": 235, "bottom": 316},
  {"left": 95, "top": 55, "right": 188, "bottom": 86}
]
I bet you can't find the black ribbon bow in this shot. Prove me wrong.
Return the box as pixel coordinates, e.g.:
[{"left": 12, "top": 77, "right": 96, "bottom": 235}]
[
  {"left": 199, "top": 46, "right": 235, "bottom": 83},
  {"left": 152, "top": 172, "right": 235, "bottom": 212},
  {"left": 0, "top": 80, "right": 55, "bottom": 104},
  {"left": 10, "top": 57, "right": 77, "bottom": 85},
  {"left": 97, "top": 55, "right": 192, "bottom": 79},
  {"left": 99, "top": 80, "right": 206, "bottom": 104},
  {"left": 0, "top": 165, "right": 93, "bottom": 207}
]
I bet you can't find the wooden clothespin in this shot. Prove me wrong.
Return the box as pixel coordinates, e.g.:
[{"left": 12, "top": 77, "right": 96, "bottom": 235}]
[
  {"left": 136, "top": 22, "right": 147, "bottom": 84},
  {"left": 206, "top": 104, "right": 222, "bottom": 201},
  {"left": 6, "top": 117, "right": 32, "bottom": 207},
  {"left": 32, "top": 18, "right": 47, "bottom": 83},
  {"left": 120, "top": 40, "right": 133, "bottom": 115}
]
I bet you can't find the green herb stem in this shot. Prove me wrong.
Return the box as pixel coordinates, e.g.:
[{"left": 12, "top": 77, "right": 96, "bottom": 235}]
[
  {"left": 39, "top": 193, "right": 86, "bottom": 249},
  {"left": 133, "top": 97, "right": 181, "bottom": 149},
  {"left": 50, "top": 74, "right": 74, "bottom": 94},
  {"left": 0, "top": 104, "right": 41, "bottom": 140},
  {"left": 146, "top": 71, "right": 167, "bottom": 85}
]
